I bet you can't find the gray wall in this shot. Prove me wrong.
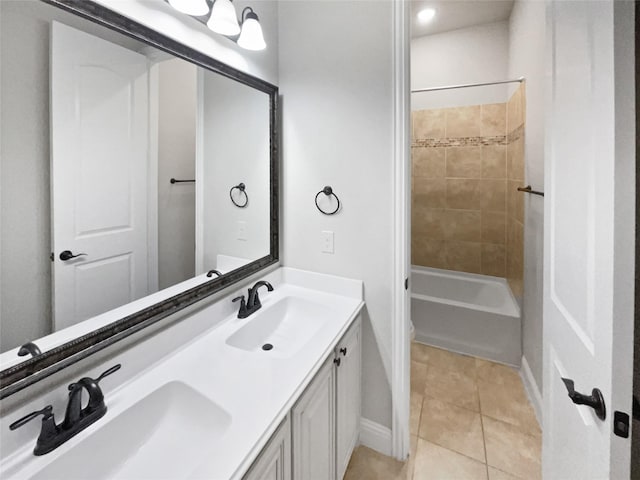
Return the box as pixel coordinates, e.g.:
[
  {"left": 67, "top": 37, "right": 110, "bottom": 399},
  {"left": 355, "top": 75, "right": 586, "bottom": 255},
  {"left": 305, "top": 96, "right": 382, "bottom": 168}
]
[
  {"left": 157, "top": 58, "right": 197, "bottom": 289},
  {"left": 278, "top": 0, "right": 394, "bottom": 428},
  {"left": 508, "top": 0, "right": 546, "bottom": 393},
  {"left": 411, "top": 21, "right": 510, "bottom": 109},
  {"left": 0, "top": 3, "right": 52, "bottom": 352}
]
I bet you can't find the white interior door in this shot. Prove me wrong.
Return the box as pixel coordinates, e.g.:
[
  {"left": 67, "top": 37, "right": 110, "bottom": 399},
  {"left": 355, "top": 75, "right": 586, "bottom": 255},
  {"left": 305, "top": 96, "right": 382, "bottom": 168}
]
[
  {"left": 543, "top": 1, "right": 635, "bottom": 478},
  {"left": 51, "top": 22, "right": 150, "bottom": 330}
]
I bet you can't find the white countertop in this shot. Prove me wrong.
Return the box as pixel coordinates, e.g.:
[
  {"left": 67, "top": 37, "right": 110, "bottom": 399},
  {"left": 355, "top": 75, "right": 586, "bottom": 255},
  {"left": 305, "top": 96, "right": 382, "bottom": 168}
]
[{"left": 0, "top": 268, "right": 364, "bottom": 480}]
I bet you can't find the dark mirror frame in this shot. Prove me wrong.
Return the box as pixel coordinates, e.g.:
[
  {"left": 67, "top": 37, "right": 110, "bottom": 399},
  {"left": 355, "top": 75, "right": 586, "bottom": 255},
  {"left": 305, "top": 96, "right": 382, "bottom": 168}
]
[{"left": 0, "top": 0, "right": 279, "bottom": 399}]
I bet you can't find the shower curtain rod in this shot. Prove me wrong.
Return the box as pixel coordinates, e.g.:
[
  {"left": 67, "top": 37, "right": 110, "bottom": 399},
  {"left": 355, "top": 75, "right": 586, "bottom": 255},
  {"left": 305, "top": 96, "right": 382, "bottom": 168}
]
[{"left": 411, "top": 77, "right": 525, "bottom": 93}]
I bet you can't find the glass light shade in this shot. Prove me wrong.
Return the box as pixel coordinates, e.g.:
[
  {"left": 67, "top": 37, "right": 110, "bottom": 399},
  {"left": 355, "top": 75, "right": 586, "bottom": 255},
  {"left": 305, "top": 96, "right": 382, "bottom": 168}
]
[
  {"left": 207, "top": 0, "right": 241, "bottom": 36},
  {"left": 417, "top": 8, "right": 436, "bottom": 24},
  {"left": 237, "top": 14, "right": 266, "bottom": 51},
  {"left": 168, "top": 0, "right": 209, "bottom": 16}
]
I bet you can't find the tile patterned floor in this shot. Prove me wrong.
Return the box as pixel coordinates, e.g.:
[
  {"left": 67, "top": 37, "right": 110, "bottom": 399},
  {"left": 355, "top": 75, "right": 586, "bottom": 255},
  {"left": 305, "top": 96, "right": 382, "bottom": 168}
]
[{"left": 344, "top": 343, "right": 541, "bottom": 480}]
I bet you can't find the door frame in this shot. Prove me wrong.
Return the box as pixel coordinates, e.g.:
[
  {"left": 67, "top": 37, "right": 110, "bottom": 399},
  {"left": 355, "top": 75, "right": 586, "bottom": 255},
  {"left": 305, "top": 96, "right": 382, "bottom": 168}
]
[
  {"left": 632, "top": 0, "right": 640, "bottom": 475},
  {"left": 147, "top": 61, "right": 160, "bottom": 293},
  {"left": 195, "top": 68, "right": 205, "bottom": 275},
  {"left": 390, "top": 0, "right": 637, "bottom": 472},
  {"left": 609, "top": 1, "right": 636, "bottom": 476},
  {"left": 390, "top": 0, "right": 411, "bottom": 461}
]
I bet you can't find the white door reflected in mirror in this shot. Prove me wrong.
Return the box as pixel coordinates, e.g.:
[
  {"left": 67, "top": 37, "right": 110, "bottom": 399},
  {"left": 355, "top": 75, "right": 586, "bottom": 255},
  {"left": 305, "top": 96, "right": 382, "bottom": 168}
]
[{"left": 51, "top": 22, "right": 150, "bottom": 330}]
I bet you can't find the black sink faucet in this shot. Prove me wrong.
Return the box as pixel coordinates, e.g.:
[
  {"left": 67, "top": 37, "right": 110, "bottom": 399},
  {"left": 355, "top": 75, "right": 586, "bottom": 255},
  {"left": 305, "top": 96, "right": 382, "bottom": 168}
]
[
  {"left": 9, "top": 364, "right": 121, "bottom": 456},
  {"left": 248, "top": 281, "right": 274, "bottom": 310},
  {"left": 233, "top": 280, "right": 274, "bottom": 319}
]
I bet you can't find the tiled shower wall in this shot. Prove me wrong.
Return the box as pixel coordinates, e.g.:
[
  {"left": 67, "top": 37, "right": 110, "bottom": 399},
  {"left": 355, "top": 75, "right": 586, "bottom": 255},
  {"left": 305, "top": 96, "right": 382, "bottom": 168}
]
[
  {"left": 411, "top": 103, "right": 509, "bottom": 277},
  {"left": 506, "top": 84, "right": 526, "bottom": 296},
  {"left": 411, "top": 89, "right": 525, "bottom": 293}
]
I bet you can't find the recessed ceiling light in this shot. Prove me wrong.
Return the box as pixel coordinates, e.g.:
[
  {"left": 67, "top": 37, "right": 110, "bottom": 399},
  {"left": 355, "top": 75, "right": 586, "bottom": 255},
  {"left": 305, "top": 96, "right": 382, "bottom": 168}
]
[{"left": 417, "top": 8, "right": 436, "bottom": 24}]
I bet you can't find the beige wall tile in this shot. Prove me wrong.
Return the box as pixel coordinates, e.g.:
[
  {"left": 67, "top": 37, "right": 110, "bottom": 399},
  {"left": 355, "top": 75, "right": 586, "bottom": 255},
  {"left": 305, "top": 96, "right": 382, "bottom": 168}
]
[
  {"left": 514, "top": 183, "right": 524, "bottom": 224},
  {"left": 481, "top": 103, "right": 506, "bottom": 136},
  {"left": 506, "top": 218, "right": 524, "bottom": 287},
  {"left": 413, "top": 147, "right": 446, "bottom": 178},
  {"left": 479, "top": 179, "right": 507, "bottom": 212},
  {"left": 413, "top": 440, "right": 487, "bottom": 480},
  {"left": 520, "top": 84, "right": 527, "bottom": 126},
  {"left": 483, "top": 416, "right": 541, "bottom": 479},
  {"left": 446, "top": 105, "right": 481, "bottom": 138},
  {"left": 481, "top": 244, "right": 506, "bottom": 277},
  {"left": 412, "top": 237, "right": 447, "bottom": 269},
  {"left": 507, "top": 86, "right": 524, "bottom": 132},
  {"left": 414, "top": 178, "right": 447, "bottom": 208},
  {"left": 446, "top": 146, "right": 482, "bottom": 178},
  {"left": 481, "top": 211, "right": 506, "bottom": 244},
  {"left": 506, "top": 180, "right": 516, "bottom": 219},
  {"left": 506, "top": 141, "right": 514, "bottom": 179},
  {"left": 482, "top": 145, "right": 507, "bottom": 179},
  {"left": 507, "top": 218, "right": 524, "bottom": 264},
  {"left": 445, "top": 240, "right": 482, "bottom": 274},
  {"left": 507, "top": 278, "right": 523, "bottom": 297},
  {"left": 507, "top": 180, "right": 524, "bottom": 223},
  {"left": 507, "top": 136, "right": 525, "bottom": 182},
  {"left": 418, "top": 397, "right": 486, "bottom": 462},
  {"left": 506, "top": 259, "right": 523, "bottom": 292},
  {"left": 412, "top": 206, "right": 445, "bottom": 238},
  {"left": 414, "top": 108, "right": 446, "bottom": 139},
  {"left": 446, "top": 179, "right": 481, "bottom": 210},
  {"left": 443, "top": 209, "right": 481, "bottom": 242}
]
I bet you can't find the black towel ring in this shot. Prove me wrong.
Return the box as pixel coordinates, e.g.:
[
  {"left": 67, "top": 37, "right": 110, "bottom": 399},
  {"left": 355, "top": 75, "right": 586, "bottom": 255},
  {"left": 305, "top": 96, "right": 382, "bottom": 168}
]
[
  {"left": 230, "top": 183, "right": 248, "bottom": 208},
  {"left": 315, "top": 186, "right": 341, "bottom": 215}
]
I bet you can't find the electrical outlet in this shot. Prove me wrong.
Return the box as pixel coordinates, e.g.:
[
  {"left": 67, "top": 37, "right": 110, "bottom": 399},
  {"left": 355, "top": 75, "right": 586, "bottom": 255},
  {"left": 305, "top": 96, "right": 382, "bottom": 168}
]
[
  {"left": 321, "top": 231, "right": 334, "bottom": 254},
  {"left": 237, "top": 221, "right": 247, "bottom": 241}
]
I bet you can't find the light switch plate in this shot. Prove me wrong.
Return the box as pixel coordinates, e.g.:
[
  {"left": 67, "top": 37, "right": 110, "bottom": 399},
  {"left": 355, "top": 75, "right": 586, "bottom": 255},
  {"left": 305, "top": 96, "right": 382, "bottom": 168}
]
[{"left": 321, "top": 231, "right": 334, "bottom": 254}]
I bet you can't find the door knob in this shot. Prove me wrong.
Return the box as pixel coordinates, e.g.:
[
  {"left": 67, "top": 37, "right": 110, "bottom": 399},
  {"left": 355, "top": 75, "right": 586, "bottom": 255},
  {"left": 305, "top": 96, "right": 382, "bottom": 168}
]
[
  {"left": 561, "top": 378, "right": 606, "bottom": 420},
  {"left": 59, "top": 250, "right": 87, "bottom": 261}
]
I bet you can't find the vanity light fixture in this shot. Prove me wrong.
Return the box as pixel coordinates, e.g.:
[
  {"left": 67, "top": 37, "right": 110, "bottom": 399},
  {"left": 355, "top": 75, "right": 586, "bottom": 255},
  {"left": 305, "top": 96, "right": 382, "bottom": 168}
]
[
  {"left": 237, "top": 7, "right": 266, "bottom": 51},
  {"left": 168, "top": 0, "right": 209, "bottom": 16},
  {"left": 167, "top": 0, "right": 267, "bottom": 51},
  {"left": 417, "top": 7, "right": 436, "bottom": 24},
  {"left": 207, "top": 0, "right": 241, "bottom": 36}
]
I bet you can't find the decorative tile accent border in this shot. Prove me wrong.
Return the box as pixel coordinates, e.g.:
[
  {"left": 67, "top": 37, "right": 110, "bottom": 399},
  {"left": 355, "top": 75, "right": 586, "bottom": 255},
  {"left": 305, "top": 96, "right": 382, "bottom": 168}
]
[
  {"left": 412, "top": 135, "right": 507, "bottom": 148},
  {"left": 507, "top": 124, "right": 525, "bottom": 143}
]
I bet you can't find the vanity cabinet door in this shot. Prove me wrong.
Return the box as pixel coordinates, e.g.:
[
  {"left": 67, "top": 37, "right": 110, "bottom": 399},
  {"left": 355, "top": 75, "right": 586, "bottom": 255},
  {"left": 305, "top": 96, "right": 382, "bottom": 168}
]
[
  {"left": 243, "top": 415, "right": 292, "bottom": 480},
  {"left": 292, "top": 356, "right": 336, "bottom": 480},
  {"left": 336, "top": 318, "right": 361, "bottom": 480}
]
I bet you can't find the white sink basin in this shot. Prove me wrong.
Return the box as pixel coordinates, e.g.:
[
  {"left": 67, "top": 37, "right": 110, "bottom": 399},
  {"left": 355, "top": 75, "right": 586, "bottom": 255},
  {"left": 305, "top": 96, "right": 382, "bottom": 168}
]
[
  {"left": 226, "top": 297, "right": 330, "bottom": 358},
  {"left": 31, "top": 382, "right": 231, "bottom": 480}
]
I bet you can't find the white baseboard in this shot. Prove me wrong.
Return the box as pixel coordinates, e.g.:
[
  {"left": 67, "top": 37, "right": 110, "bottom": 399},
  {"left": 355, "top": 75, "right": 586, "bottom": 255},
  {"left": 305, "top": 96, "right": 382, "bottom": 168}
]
[
  {"left": 520, "top": 355, "right": 543, "bottom": 428},
  {"left": 359, "top": 418, "right": 392, "bottom": 457}
]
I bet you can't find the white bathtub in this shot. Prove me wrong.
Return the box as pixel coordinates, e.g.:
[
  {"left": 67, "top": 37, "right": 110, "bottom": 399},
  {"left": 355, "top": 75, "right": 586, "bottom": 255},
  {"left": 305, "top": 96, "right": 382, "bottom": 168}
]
[{"left": 411, "top": 266, "right": 521, "bottom": 366}]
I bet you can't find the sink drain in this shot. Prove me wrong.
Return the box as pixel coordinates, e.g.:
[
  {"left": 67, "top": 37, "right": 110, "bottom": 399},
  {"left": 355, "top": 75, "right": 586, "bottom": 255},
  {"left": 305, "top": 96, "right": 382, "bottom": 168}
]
[{"left": 262, "top": 343, "right": 273, "bottom": 351}]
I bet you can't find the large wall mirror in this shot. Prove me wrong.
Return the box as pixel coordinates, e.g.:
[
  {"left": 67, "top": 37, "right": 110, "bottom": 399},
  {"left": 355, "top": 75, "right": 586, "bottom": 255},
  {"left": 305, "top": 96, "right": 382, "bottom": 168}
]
[{"left": 0, "top": 0, "right": 278, "bottom": 396}]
